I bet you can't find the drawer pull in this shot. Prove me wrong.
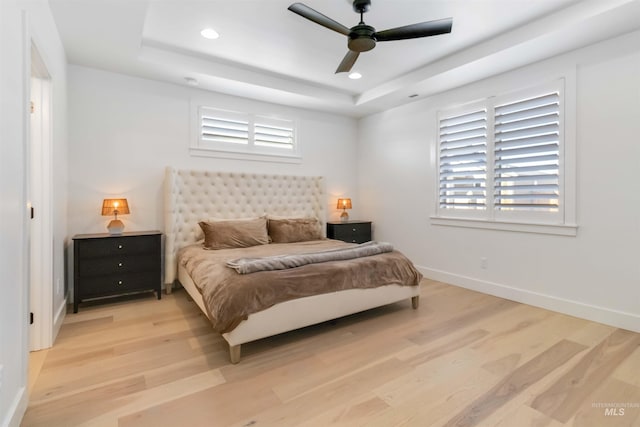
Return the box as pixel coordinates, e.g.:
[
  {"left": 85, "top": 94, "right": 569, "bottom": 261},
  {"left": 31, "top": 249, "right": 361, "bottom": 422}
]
[
  {"left": 117, "top": 280, "right": 123, "bottom": 286},
  {"left": 352, "top": 228, "right": 356, "bottom": 232},
  {"left": 352, "top": 240, "right": 356, "bottom": 243},
  {"left": 118, "top": 244, "right": 123, "bottom": 249},
  {"left": 118, "top": 262, "right": 123, "bottom": 267}
]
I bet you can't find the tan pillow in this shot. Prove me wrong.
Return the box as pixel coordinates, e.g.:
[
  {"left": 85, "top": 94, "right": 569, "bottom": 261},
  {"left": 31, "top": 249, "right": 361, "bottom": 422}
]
[
  {"left": 199, "top": 217, "right": 269, "bottom": 250},
  {"left": 194, "top": 216, "right": 265, "bottom": 241},
  {"left": 268, "top": 218, "right": 323, "bottom": 243}
]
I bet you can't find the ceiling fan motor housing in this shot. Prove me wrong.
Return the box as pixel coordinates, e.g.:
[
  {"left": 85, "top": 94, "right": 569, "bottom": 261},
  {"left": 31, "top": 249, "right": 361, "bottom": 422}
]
[
  {"left": 352, "top": 0, "right": 371, "bottom": 13},
  {"left": 348, "top": 24, "right": 376, "bottom": 52}
]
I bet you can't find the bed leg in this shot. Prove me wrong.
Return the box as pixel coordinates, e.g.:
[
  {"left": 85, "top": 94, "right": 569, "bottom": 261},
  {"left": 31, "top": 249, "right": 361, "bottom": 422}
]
[
  {"left": 411, "top": 296, "right": 420, "bottom": 309},
  {"left": 229, "top": 344, "right": 241, "bottom": 364}
]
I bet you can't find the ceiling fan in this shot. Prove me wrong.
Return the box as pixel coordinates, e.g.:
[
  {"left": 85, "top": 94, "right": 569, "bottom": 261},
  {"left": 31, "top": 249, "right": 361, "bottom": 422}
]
[{"left": 288, "top": 0, "right": 453, "bottom": 74}]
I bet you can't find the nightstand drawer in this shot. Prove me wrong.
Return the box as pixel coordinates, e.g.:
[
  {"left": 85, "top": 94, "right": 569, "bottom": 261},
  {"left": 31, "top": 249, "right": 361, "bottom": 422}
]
[
  {"left": 77, "top": 235, "right": 158, "bottom": 258},
  {"left": 78, "top": 272, "right": 159, "bottom": 298},
  {"left": 327, "top": 221, "right": 372, "bottom": 244},
  {"left": 78, "top": 254, "right": 158, "bottom": 276},
  {"left": 332, "top": 228, "right": 369, "bottom": 243}
]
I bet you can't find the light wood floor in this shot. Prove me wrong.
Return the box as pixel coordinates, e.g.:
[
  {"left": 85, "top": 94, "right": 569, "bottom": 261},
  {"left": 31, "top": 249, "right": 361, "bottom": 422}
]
[{"left": 23, "top": 280, "right": 640, "bottom": 427}]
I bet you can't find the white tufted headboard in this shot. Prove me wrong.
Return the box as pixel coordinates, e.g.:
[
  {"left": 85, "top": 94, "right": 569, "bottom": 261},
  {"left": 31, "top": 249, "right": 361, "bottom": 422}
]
[{"left": 164, "top": 167, "right": 325, "bottom": 285}]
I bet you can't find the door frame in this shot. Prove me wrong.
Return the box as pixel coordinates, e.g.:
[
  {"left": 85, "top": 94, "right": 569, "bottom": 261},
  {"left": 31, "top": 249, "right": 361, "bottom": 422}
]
[{"left": 28, "top": 41, "right": 54, "bottom": 351}]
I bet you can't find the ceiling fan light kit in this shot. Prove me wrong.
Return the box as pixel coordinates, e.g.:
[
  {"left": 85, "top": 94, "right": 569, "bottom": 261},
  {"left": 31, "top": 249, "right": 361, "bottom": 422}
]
[{"left": 288, "top": 0, "right": 452, "bottom": 74}]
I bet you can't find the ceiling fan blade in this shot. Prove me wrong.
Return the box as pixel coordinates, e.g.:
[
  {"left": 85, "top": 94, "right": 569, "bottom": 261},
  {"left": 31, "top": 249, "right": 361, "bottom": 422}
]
[
  {"left": 288, "top": 3, "right": 351, "bottom": 36},
  {"left": 375, "top": 18, "right": 452, "bottom": 42},
  {"left": 335, "top": 50, "right": 360, "bottom": 74}
]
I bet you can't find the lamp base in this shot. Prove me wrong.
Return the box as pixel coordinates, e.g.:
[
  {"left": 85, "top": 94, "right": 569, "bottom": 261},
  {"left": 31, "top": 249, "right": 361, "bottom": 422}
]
[
  {"left": 340, "top": 211, "right": 349, "bottom": 221},
  {"left": 107, "top": 219, "right": 125, "bottom": 235}
]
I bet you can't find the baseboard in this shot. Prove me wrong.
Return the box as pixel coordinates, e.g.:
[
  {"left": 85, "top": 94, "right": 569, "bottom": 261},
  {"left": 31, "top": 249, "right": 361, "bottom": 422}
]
[
  {"left": 2, "top": 386, "right": 27, "bottom": 427},
  {"left": 52, "top": 296, "right": 67, "bottom": 343},
  {"left": 418, "top": 266, "right": 640, "bottom": 333}
]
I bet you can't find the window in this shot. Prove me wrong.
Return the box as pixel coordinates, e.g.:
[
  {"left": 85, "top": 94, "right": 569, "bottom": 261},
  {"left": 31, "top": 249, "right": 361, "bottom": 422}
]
[
  {"left": 254, "top": 117, "right": 295, "bottom": 150},
  {"left": 191, "top": 106, "right": 299, "bottom": 163},
  {"left": 201, "top": 109, "right": 250, "bottom": 145},
  {"left": 438, "top": 107, "right": 488, "bottom": 211},
  {"left": 435, "top": 79, "right": 576, "bottom": 234},
  {"left": 493, "top": 92, "right": 560, "bottom": 214}
]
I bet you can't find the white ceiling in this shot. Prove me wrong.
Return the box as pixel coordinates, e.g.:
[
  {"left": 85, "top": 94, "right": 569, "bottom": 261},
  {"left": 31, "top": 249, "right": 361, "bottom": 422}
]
[{"left": 49, "top": 0, "right": 640, "bottom": 117}]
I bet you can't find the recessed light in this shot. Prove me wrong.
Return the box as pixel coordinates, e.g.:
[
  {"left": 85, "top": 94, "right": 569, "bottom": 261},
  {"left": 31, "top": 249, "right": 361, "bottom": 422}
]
[
  {"left": 200, "top": 28, "right": 219, "bottom": 40},
  {"left": 348, "top": 72, "right": 362, "bottom": 80},
  {"left": 184, "top": 77, "right": 199, "bottom": 86}
]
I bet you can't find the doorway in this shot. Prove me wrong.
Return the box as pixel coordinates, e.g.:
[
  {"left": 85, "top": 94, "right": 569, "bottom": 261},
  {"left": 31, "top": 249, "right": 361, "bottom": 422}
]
[{"left": 29, "top": 42, "right": 54, "bottom": 351}]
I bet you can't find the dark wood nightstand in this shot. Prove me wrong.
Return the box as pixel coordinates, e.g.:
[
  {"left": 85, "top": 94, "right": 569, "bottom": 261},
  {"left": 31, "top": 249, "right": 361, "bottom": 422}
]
[
  {"left": 73, "top": 231, "right": 162, "bottom": 313},
  {"left": 327, "top": 221, "right": 372, "bottom": 244}
]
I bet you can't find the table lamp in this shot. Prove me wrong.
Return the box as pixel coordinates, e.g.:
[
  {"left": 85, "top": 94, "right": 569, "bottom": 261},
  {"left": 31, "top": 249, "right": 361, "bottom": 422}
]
[
  {"left": 337, "top": 198, "right": 352, "bottom": 221},
  {"left": 101, "top": 198, "right": 130, "bottom": 235}
]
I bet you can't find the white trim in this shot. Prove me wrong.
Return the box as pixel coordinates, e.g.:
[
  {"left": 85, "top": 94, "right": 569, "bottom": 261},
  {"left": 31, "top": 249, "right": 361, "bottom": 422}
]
[
  {"left": 4, "top": 13, "right": 32, "bottom": 427},
  {"left": 2, "top": 386, "right": 28, "bottom": 427},
  {"left": 52, "top": 296, "right": 67, "bottom": 342},
  {"left": 189, "top": 147, "right": 302, "bottom": 164},
  {"left": 430, "top": 216, "right": 577, "bottom": 236},
  {"left": 13, "top": 11, "right": 30, "bottom": 427},
  {"left": 561, "top": 67, "right": 577, "bottom": 227},
  {"left": 418, "top": 265, "right": 640, "bottom": 333}
]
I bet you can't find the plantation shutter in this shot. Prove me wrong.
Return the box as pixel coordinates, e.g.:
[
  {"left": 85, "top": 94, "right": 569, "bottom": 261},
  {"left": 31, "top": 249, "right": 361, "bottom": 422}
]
[
  {"left": 439, "top": 109, "right": 488, "bottom": 210},
  {"left": 493, "top": 92, "right": 560, "bottom": 212},
  {"left": 254, "top": 117, "right": 295, "bottom": 150},
  {"left": 200, "top": 109, "right": 249, "bottom": 145}
]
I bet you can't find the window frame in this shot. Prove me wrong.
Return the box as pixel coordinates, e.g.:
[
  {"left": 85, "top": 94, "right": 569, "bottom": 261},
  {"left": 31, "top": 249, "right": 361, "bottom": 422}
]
[
  {"left": 190, "top": 103, "right": 301, "bottom": 164},
  {"left": 432, "top": 78, "right": 577, "bottom": 236}
]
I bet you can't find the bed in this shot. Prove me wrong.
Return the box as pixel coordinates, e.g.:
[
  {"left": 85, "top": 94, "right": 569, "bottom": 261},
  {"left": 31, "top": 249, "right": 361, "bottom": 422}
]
[{"left": 164, "top": 167, "right": 422, "bottom": 363}]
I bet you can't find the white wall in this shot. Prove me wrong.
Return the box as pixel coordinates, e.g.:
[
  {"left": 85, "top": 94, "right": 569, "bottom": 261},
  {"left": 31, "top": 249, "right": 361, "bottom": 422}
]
[
  {"left": 358, "top": 30, "right": 640, "bottom": 332},
  {"left": 0, "top": 0, "right": 67, "bottom": 426},
  {"left": 67, "top": 65, "right": 359, "bottom": 258},
  {"left": 0, "top": 2, "right": 27, "bottom": 424}
]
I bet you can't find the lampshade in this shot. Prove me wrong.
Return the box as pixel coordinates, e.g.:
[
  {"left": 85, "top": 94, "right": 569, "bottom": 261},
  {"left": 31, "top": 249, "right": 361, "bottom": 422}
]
[
  {"left": 101, "top": 198, "right": 130, "bottom": 216},
  {"left": 336, "top": 198, "right": 352, "bottom": 210}
]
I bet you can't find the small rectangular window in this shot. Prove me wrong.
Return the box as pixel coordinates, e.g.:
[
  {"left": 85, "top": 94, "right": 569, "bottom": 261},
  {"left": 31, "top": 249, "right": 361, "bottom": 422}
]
[
  {"left": 191, "top": 105, "right": 300, "bottom": 163},
  {"left": 254, "top": 116, "right": 295, "bottom": 151},
  {"left": 201, "top": 111, "right": 249, "bottom": 145}
]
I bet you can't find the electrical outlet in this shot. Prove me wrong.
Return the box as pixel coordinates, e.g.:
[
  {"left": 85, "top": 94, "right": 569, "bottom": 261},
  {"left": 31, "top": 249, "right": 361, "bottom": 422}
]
[
  {"left": 56, "top": 278, "right": 61, "bottom": 294},
  {"left": 0, "top": 364, "right": 4, "bottom": 392},
  {"left": 480, "top": 257, "right": 488, "bottom": 269}
]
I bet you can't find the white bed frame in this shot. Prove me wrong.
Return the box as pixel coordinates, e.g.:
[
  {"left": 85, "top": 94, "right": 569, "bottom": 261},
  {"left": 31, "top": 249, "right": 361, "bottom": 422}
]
[{"left": 164, "top": 167, "right": 420, "bottom": 363}]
